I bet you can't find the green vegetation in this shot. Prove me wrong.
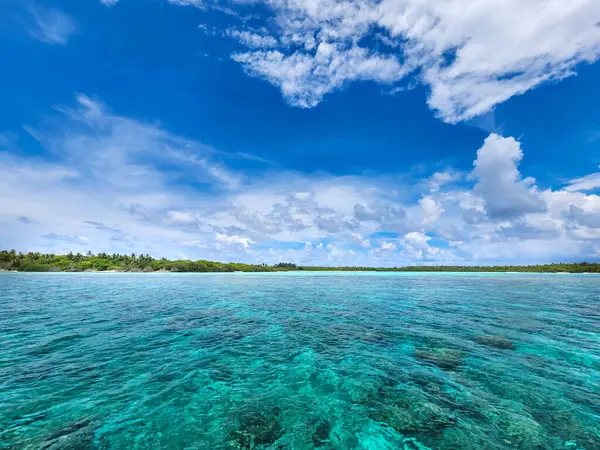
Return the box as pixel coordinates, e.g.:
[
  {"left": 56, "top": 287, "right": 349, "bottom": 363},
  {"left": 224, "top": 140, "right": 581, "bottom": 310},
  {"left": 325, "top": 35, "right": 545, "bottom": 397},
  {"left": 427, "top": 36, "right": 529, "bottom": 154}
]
[
  {"left": 1, "top": 250, "right": 599, "bottom": 273},
  {"left": 300, "top": 263, "right": 600, "bottom": 273},
  {"left": 0, "top": 250, "right": 281, "bottom": 273}
]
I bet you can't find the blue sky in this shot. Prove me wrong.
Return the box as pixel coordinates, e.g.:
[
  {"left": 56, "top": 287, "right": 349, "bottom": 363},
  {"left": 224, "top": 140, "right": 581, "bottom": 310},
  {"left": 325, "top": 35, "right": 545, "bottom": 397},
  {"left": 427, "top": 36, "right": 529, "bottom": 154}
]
[{"left": 1, "top": 0, "right": 600, "bottom": 265}]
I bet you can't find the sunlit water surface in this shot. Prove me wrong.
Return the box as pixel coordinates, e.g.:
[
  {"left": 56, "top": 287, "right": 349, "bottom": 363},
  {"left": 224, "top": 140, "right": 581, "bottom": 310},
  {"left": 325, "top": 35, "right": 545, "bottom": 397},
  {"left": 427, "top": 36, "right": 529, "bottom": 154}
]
[{"left": 1, "top": 272, "right": 599, "bottom": 449}]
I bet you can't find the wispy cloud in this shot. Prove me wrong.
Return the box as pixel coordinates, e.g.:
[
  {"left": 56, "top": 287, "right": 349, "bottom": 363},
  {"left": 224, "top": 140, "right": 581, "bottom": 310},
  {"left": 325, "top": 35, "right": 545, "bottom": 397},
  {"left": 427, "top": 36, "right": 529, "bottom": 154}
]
[
  {"left": 27, "top": 5, "right": 77, "bottom": 45},
  {"left": 168, "top": 0, "right": 205, "bottom": 7},
  {"left": 2, "top": 95, "right": 600, "bottom": 264},
  {"left": 45, "top": 93, "right": 242, "bottom": 190},
  {"left": 563, "top": 171, "right": 600, "bottom": 192},
  {"left": 226, "top": 29, "right": 278, "bottom": 49},
  {"left": 586, "top": 130, "right": 600, "bottom": 143}
]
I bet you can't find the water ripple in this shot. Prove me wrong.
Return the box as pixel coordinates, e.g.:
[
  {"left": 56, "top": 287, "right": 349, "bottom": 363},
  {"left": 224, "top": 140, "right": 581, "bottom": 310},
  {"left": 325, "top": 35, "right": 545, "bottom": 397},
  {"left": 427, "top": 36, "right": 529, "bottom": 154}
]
[{"left": 0, "top": 272, "right": 599, "bottom": 449}]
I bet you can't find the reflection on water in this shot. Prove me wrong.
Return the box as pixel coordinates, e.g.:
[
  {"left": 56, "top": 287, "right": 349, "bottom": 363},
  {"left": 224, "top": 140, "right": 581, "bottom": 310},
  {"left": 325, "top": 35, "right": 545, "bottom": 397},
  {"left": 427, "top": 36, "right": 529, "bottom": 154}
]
[{"left": 0, "top": 273, "right": 599, "bottom": 449}]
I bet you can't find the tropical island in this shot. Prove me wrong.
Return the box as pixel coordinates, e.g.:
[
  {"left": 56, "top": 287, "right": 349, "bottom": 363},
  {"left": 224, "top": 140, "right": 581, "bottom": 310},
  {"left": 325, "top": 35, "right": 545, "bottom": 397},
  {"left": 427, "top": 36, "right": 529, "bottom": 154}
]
[{"left": 1, "top": 249, "right": 598, "bottom": 273}]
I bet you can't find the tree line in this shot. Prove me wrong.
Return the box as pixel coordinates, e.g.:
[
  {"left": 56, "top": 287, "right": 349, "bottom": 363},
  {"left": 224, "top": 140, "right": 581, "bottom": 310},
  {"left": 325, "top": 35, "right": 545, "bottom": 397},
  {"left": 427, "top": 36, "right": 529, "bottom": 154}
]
[
  {"left": 0, "top": 250, "right": 598, "bottom": 273},
  {"left": 0, "top": 250, "right": 283, "bottom": 272}
]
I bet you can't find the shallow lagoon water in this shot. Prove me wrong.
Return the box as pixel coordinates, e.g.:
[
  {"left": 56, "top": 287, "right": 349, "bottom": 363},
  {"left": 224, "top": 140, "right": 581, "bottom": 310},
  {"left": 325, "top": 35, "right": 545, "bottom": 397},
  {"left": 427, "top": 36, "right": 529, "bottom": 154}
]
[{"left": 1, "top": 272, "right": 599, "bottom": 449}]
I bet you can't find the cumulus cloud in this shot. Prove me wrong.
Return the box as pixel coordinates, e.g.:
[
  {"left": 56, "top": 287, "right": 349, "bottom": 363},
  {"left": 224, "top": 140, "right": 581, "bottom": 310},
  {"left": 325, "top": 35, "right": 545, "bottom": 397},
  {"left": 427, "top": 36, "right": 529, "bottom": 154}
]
[
  {"left": 426, "top": 170, "right": 462, "bottom": 193},
  {"left": 2, "top": 95, "right": 600, "bottom": 265},
  {"left": 215, "top": 233, "right": 254, "bottom": 249},
  {"left": 419, "top": 196, "right": 444, "bottom": 225},
  {"left": 470, "top": 134, "right": 545, "bottom": 219},
  {"left": 197, "top": 0, "right": 600, "bottom": 121},
  {"left": 351, "top": 233, "right": 371, "bottom": 248},
  {"left": 380, "top": 241, "right": 396, "bottom": 250},
  {"left": 401, "top": 232, "right": 432, "bottom": 260},
  {"left": 353, "top": 201, "right": 407, "bottom": 229},
  {"left": 27, "top": 5, "right": 77, "bottom": 45}
]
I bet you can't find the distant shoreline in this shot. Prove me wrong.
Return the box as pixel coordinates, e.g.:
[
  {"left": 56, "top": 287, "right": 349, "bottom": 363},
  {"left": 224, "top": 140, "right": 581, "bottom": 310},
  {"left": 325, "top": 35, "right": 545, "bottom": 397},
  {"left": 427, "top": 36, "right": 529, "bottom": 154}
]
[
  {"left": 3, "top": 267, "right": 599, "bottom": 274},
  {"left": 1, "top": 250, "right": 599, "bottom": 273},
  {"left": 2, "top": 269, "right": 600, "bottom": 275}
]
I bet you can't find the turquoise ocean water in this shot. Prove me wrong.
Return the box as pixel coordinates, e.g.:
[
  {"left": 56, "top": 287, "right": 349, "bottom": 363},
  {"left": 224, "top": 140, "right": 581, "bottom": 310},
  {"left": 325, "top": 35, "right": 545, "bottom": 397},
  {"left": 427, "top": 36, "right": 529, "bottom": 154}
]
[{"left": 0, "top": 272, "right": 599, "bottom": 449}]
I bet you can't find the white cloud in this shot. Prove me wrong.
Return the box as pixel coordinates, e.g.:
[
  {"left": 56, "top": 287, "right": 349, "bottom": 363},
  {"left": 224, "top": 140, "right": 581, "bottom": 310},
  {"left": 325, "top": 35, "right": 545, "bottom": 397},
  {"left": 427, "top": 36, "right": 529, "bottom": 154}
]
[
  {"left": 168, "top": 0, "right": 205, "bottom": 7},
  {"left": 166, "top": 210, "right": 200, "bottom": 227},
  {"left": 227, "top": 29, "right": 278, "bottom": 48},
  {"left": 2, "top": 95, "right": 600, "bottom": 265},
  {"left": 50, "top": 94, "right": 241, "bottom": 190},
  {"left": 351, "top": 233, "right": 371, "bottom": 248},
  {"left": 182, "top": 240, "right": 207, "bottom": 248},
  {"left": 419, "top": 196, "right": 444, "bottom": 225},
  {"left": 470, "top": 134, "right": 545, "bottom": 219},
  {"left": 168, "top": 150, "right": 242, "bottom": 189},
  {"left": 401, "top": 231, "right": 429, "bottom": 260},
  {"left": 215, "top": 233, "right": 254, "bottom": 249},
  {"left": 403, "top": 231, "right": 430, "bottom": 248},
  {"left": 426, "top": 170, "right": 462, "bottom": 192},
  {"left": 293, "top": 192, "right": 311, "bottom": 201},
  {"left": 380, "top": 241, "right": 396, "bottom": 250},
  {"left": 100, "top": 0, "right": 119, "bottom": 6},
  {"left": 27, "top": 5, "right": 77, "bottom": 45},
  {"left": 232, "top": 43, "right": 403, "bottom": 108},
  {"left": 202, "top": 0, "right": 600, "bottom": 121},
  {"left": 563, "top": 171, "right": 600, "bottom": 192}
]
